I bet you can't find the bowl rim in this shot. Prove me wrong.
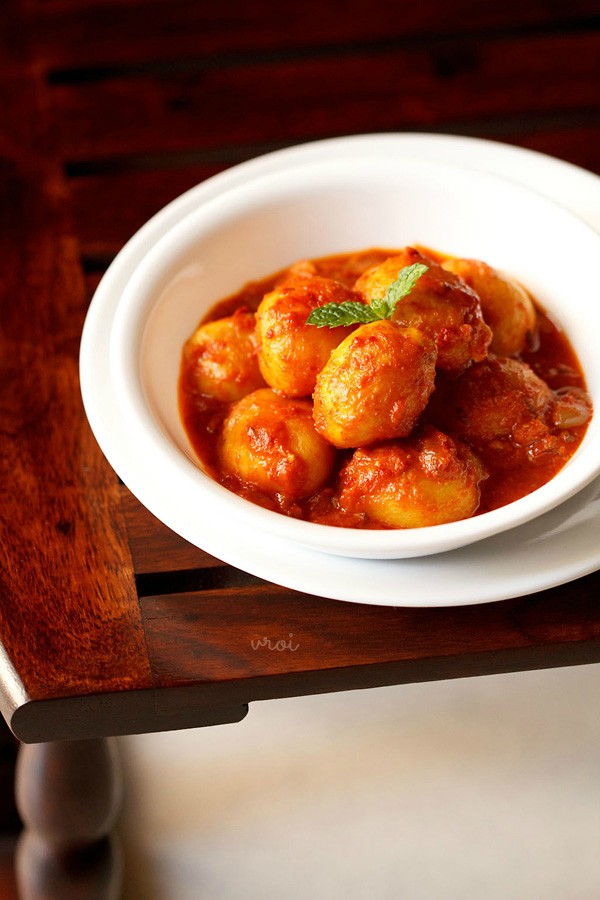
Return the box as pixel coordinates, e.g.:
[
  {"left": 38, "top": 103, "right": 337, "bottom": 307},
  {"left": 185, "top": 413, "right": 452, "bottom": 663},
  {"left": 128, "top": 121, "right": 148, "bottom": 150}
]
[{"left": 107, "top": 149, "right": 600, "bottom": 560}]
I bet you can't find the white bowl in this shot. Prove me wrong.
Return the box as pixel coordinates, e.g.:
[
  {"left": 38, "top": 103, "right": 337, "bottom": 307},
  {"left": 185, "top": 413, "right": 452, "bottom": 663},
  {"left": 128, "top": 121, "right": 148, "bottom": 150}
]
[{"left": 108, "top": 152, "right": 600, "bottom": 560}]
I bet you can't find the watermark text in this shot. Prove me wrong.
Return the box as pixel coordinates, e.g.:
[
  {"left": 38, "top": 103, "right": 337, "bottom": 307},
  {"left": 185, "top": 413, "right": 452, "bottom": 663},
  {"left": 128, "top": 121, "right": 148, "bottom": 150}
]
[{"left": 251, "top": 633, "right": 300, "bottom": 652}]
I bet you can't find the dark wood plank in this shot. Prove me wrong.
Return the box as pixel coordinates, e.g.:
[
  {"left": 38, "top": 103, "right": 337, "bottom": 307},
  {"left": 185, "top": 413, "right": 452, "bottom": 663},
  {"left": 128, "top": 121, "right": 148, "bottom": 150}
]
[
  {"left": 27, "top": 1, "right": 600, "bottom": 71},
  {"left": 73, "top": 162, "right": 226, "bottom": 260},
  {"left": 0, "top": 155, "right": 152, "bottom": 704},
  {"left": 11, "top": 696, "right": 249, "bottom": 745},
  {"left": 0, "top": 3, "right": 152, "bottom": 732},
  {"left": 120, "top": 487, "right": 223, "bottom": 574},
  {"left": 68, "top": 123, "right": 600, "bottom": 259},
  {"left": 511, "top": 122, "right": 600, "bottom": 176},
  {"left": 140, "top": 576, "right": 600, "bottom": 712},
  {"left": 50, "top": 31, "right": 600, "bottom": 164}
]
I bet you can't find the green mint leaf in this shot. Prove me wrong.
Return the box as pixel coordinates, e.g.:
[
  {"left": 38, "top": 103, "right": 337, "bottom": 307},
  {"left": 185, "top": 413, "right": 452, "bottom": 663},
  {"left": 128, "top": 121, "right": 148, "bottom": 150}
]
[
  {"left": 306, "top": 301, "right": 379, "bottom": 328},
  {"left": 305, "top": 262, "right": 428, "bottom": 328},
  {"left": 377, "top": 262, "right": 429, "bottom": 318},
  {"left": 369, "top": 294, "right": 392, "bottom": 319}
]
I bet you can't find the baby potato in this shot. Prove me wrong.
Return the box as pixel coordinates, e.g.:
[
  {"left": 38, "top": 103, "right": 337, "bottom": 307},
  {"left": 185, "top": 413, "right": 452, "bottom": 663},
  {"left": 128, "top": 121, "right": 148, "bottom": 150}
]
[
  {"left": 255, "top": 273, "right": 360, "bottom": 397},
  {"left": 355, "top": 247, "right": 492, "bottom": 372},
  {"left": 183, "top": 309, "right": 265, "bottom": 403},
  {"left": 219, "top": 388, "right": 335, "bottom": 499},
  {"left": 441, "top": 257, "right": 537, "bottom": 356},
  {"left": 337, "top": 426, "right": 487, "bottom": 528},
  {"left": 312, "top": 319, "right": 437, "bottom": 448},
  {"left": 430, "top": 355, "right": 555, "bottom": 462}
]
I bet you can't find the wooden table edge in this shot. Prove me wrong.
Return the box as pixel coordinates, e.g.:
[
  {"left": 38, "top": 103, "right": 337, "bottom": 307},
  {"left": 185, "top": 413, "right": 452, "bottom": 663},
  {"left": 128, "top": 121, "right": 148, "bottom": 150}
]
[{"left": 8, "top": 639, "right": 600, "bottom": 743}]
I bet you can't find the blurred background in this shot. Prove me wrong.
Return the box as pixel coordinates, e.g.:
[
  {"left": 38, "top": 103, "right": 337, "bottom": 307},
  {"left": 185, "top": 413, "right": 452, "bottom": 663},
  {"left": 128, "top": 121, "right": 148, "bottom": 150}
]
[
  {"left": 1, "top": 0, "right": 599, "bottom": 897},
  {"left": 119, "top": 666, "right": 600, "bottom": 899}
]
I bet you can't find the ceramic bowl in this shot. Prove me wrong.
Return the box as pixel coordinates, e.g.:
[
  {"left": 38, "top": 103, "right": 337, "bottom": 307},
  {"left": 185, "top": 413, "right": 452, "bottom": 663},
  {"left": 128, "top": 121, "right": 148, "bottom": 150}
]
[{"left": 107, "top": 151, "right": 600, "bottom": 559}]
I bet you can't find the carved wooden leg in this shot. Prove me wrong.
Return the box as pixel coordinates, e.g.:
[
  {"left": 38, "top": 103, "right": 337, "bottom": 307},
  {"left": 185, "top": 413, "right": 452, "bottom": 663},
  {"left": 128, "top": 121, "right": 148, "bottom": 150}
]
[{"left": 15, "top": 738, "right": 123, "bottom": 900}]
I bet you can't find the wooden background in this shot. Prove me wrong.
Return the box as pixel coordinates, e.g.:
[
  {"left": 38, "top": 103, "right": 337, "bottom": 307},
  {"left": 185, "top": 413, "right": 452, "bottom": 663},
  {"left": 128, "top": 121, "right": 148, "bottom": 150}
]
[{"left": 11, "top": 0, "right": 600, "bottom": 270}]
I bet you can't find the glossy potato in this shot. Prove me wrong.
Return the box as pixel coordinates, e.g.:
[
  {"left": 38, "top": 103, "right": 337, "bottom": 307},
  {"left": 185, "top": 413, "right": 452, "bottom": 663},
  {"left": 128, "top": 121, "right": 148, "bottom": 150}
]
[
  {"left": 441, "top": 256, "right": 537, "bottom": 355},
  {"left": 256, "top": 273, "right": 360, "bottom": 396},
  {"left": 219, "top": 388, "right": 335, "bottom": 499},
  {"left": 430, "top": 356, "right": 557, "bottom": 463},
  {"left": 337, "top": 426, "right": 487, "bottom": 528},
  {"left": 355, "top": 247, "right": 492, "bottom": 371},
  {"left": 312, "top": 320, "right": 437, "bottom": 448},
  {"left": 183, "top": 309, "right": 265, "bottom": 403}
]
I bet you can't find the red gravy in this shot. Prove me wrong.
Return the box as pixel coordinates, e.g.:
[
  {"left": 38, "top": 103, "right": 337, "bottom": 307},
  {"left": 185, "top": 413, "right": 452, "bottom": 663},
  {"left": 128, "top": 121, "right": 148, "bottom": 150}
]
[{"left": 179, "top": 249, "right": 591, "bottom": 528}]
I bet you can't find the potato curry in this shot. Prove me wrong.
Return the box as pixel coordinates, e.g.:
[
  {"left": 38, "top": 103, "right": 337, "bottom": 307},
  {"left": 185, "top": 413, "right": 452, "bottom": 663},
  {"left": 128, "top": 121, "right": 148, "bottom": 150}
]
[{"left": 179, "top": 247, "right": 592, "bottom": 529}]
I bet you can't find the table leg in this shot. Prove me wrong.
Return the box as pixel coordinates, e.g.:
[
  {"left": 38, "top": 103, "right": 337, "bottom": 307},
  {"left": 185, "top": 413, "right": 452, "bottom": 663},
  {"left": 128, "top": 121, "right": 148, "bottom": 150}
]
[{"left": 15, "top": 738, "right": 123, "bottom": 900}]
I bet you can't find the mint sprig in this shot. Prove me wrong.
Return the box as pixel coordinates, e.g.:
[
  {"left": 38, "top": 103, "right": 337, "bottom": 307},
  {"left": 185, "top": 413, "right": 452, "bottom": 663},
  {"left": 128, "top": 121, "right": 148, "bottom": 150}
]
[
  {"left": 306, "top": 301, "right": 379, "bottom": 327},
  {"left": 306, "top": 262, "right": 428, "bottom": 328}
]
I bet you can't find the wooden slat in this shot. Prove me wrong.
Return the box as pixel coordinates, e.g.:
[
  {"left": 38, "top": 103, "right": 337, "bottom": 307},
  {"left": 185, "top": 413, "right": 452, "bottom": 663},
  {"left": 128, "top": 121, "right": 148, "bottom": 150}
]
[
  {"left": 0, "top": 3, "right": 152, "bottom": 725},
  {"left": 509, "top": 123, "right": 600, "bottom": 176},
  {"left": 120, "top": 487, "right": 223, "bottom": 574},
  {"left": 72, "top": 162, "right": 227, "bottom": 259},
  {"left": 49, "top": 31, "right": 600, "bottom": 165},
  {"left": 68, "top": 123, "right": 600, "bottom": 258},
  {"left": 26, "top": 1, "right": 600, "bottom": 71},
  {"left": 140, "top": 576, "right": 600, "bottom": 706},
  {"left": 29, "top": 0, "right": 155, "bottom": 7}
]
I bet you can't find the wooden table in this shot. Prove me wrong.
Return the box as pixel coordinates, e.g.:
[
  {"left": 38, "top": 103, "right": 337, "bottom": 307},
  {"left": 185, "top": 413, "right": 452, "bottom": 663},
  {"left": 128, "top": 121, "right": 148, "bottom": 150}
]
[{"left": 1, "top": 2, "right": 599, "bottom": 897}]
